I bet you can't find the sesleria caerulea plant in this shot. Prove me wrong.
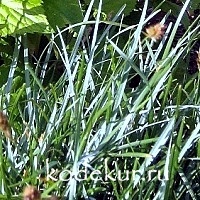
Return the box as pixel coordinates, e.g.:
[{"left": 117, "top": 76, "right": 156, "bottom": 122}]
[{"left": 0, "top": 0, "right": 199, "bottom": 199}]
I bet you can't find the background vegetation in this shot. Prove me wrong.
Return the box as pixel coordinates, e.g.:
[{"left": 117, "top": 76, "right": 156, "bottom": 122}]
[{"left": 0, "top": 0, "right": 200, "bottom": 199}]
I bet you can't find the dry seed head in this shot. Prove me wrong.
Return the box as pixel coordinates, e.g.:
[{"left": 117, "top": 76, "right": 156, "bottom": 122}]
[
  {"left": 0, "top": 111, "right": 12, "bottom": 140},
  {"left": 23, "top": 186, "right": 41, "bottom": 200},
  {"left": 145, "top": 23, "right": 166, "bottom": 41}
]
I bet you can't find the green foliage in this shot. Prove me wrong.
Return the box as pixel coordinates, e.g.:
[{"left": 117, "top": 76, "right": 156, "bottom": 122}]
[
  {"left": 43, "top": 0, "right": 83, "bottom": 30},
  {"left": 182, "top": 0, "right": 200, "bottom": 9},
  {"left": 0, "top": 0, "right": 83, "bottom": 36},
  {"left": 85, "top": 0, "right": 137, "bottom": 16},
  {"left": 0, "top": 0, "right": 200, "bottom": 199},
  {"left": 0, "top": 0, "right": 51, "bottom": 36},
  {"left": 152, "top": 1, "right": 191, "bottom": 28}
]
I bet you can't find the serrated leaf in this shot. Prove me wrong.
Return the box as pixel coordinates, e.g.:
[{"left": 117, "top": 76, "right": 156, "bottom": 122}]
[
  {"left": 43, "top": 0, "right": 83, "bottom": 30},
  {"left": 0, "top": 0, "right": 51, "bottom": 36},
  {"left": 85, "top": 0, "right": 137, "bottom": 16}
]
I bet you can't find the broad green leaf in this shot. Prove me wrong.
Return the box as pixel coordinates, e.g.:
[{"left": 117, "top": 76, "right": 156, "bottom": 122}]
[
  {"left": 43, "top": 0, "right": 83, "bottom": 30},
  {"left": 0, "top": 0, "right": 51, "bottom": 36}
]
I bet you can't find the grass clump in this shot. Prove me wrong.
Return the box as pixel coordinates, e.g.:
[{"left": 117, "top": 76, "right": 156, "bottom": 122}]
[{"left": 0, "top": 0, "right": 200, "bottom": 199}]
